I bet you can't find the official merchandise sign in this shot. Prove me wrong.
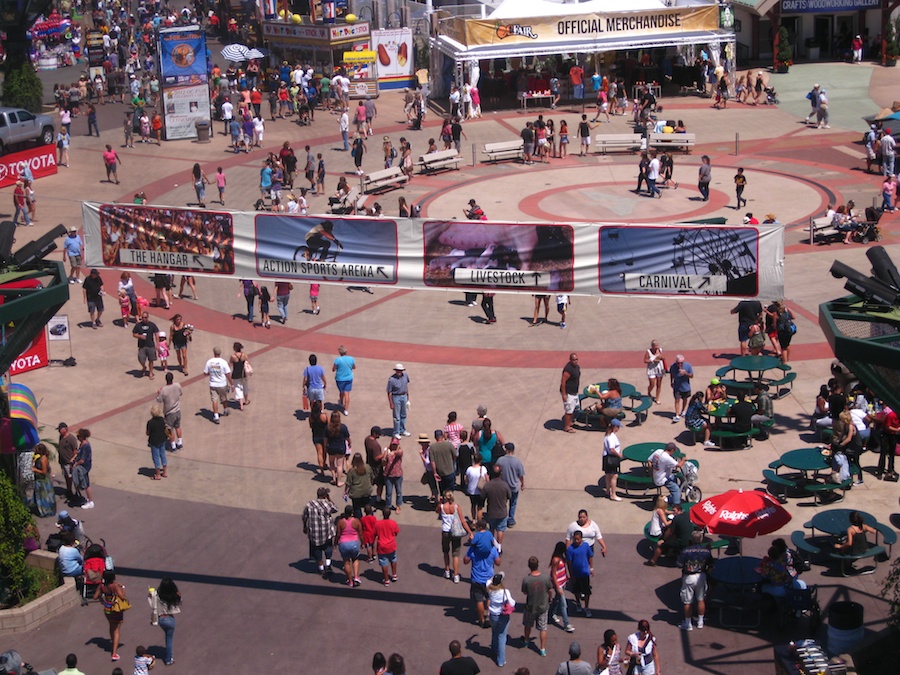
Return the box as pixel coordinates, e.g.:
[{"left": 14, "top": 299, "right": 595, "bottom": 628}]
[
  {"left": 0, "top": 144, "right": 58, "bottom": 189},
  {"left": 9, "top": 330, "right": 49, "bottom": 376},
  {"left": 444, "top": 6, "right": 719, "bottom": 47},
  {"left": 82, "top": 203, "right": 784, "bottom": 299}
]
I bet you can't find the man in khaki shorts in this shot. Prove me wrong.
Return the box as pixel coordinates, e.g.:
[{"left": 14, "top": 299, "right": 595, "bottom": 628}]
[{"left": 203, "top": 347, "right": 233, "bottom": 424}]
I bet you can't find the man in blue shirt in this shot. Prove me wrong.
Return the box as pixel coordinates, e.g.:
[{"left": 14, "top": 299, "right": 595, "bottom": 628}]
[
  {"left": 464, "top": 519, "right": 501, "bottom": 628},
  {"left": 332, "top": 345, "right": 356, "bottom": 416},
  {"left": 386, "top": 364, "right": 411, "bottom": 437},
  {"left": 668, "top": 354, "right": 694, "bottom": 423},
  {"left": 565, "top": 530, "right": 594, "bottom": 617},
  {"left": 62, "top": 227, "right": 84, "bottom": 284},
  {"left": 303, "top": 354, "right": 327, "bottom": 403}
]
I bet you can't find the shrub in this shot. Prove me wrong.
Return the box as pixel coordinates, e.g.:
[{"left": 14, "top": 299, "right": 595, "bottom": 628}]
[
  {"left": 0, "top": 472, "right": 41, "bottom": 608},
  {"left": 776, "top": 26, "right": 793, "bottom": 65},
  {"left": 1, "top": 61, "right": 44, "bottom": 113}
]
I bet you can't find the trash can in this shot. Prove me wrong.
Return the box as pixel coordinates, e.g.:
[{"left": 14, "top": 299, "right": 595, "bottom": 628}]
[
  {"left": 827, "top": 601, "right": 864, "bottom": 655},
  {"left": 195, "top": 120, "right": 210, "bottom": 143}
]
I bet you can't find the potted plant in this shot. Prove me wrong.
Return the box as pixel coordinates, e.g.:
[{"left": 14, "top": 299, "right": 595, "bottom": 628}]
[
  {"left": 775, "top": 26, "right": 793, "bottom": 73},
  {"left": 885, "top": 18, "right": 900, "bottom": 66}
]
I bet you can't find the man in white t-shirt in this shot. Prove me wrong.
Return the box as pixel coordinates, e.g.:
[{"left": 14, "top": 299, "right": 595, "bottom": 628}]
[
  {"left": 203, "top": 347, "right": 233, "bottom": 424},
  {"left": 221, "top": 99, "right": 233, "bottom": 136},
  {"left": 564, "top": 509, "right": 606, "bottom": 555},
  {"left": 650, "top": 442, "right": 685, "bottom": 505}
]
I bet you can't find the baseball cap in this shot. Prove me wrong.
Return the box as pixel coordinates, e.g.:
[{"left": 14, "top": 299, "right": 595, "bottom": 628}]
[
  {"left": 609, "top": 419, "right": 621, "bottom": 427},
  {"left": 710, "top": 378, "right": 720, "bottom": 385},
  {"left": 57, "top": 422, "right": 68, "bottom": 430}
]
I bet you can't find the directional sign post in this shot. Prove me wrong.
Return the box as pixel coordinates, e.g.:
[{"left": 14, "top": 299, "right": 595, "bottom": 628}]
[{"left": 623, "top": 273, "right": 727, "bottom": 295}]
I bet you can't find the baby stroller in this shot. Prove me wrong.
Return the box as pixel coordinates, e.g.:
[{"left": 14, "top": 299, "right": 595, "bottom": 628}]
[
  {"left": 853, "top": 207, "right": 884, "bottom": 244},
  {"left": 81, "top": 539, "right": 113, "bottom": 606},
  {"left": 764, "top": 86, "right": 779, "bottom": 105}
]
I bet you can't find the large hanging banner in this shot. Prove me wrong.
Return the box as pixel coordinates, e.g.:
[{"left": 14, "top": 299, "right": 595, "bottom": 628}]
[
  {"left": 82, "top": 203, "right": 784, "bottom": 299},
  {"left": 157, "top": 26, "right": 211, "bottom": 140},
  {"left": 441, "top": 6, "right": 720, "bottom": 48}
]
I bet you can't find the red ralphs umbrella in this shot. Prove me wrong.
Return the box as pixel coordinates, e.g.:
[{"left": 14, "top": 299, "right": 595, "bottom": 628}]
[{"left": 690, "top": 489, "right": 791, "bottom": 538}]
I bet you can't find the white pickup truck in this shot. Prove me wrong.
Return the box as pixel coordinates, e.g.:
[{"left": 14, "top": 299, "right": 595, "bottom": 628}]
[{"left": 0, "top": 107, "right": 56, "bottom": 155}]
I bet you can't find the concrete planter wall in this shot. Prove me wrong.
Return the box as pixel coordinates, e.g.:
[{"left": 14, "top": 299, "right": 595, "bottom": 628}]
[{"left": 0, "top": 550, "right": 78, "bottom": 636}]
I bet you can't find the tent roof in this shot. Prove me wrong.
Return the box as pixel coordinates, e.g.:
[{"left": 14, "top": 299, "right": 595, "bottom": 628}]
[{"left": 489, "top": 0, "right": 670, "bottom": 19}]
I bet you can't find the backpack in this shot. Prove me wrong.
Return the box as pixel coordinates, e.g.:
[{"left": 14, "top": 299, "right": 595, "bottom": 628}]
[
  {"left": 390, "top": 146, "right": 397, "bottom": 160},
  {"left": 777, "top": 309, "right": 795, "bottom": 334}
]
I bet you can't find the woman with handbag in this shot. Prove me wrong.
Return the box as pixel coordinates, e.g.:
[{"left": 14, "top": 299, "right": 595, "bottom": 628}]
[
  {"left": 95, "top": 570, "right": 129, "bottom": 661},
  {"left": 643, "top": 339, "right": 665, "bottom": 404},
  {"left": 230, "top": 342, "right": 251, "bottom": 410},
  {"left": 437, "top": 491, "right": 473, "bottom": 583},
  {"left": 486, "top": 572, "right": 515, "bottom": 667},
  {"left": 148, "top": 577, "right": 181, "bottom": 665},
  {"left": 597, "top": 628, "right": 626, "bottom": 675},
  {"left": 602, "top": 419, "right": 624, "bottom": 502},
  {"left": 624, "top": 620, "right": 660, "bottom": 675}
]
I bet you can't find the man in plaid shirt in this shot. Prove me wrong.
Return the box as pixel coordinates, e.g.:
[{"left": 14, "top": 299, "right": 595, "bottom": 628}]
[{"left": 303, "top": 487, "right": 337, "bottom": 577}]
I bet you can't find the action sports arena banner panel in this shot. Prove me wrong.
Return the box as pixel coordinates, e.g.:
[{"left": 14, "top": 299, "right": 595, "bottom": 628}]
[
  {"left": 82, "top": 202, "right": 783, "bottom": 300},
  {"left": 440, "top": 6, "right": 719, "bottom": 48}
]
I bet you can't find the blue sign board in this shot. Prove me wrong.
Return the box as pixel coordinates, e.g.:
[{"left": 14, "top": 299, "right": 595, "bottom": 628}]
[{"left": 159, "top": 27, "right": 208, "bottom": 81}]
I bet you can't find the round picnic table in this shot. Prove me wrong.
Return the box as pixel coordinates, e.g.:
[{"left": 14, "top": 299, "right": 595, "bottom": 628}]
[
  {"left": 582, "top": 381, "right": 638, "bottom": 400},
  {"left": 707, "top": 398, "right": 737, "bottom": 421},
  {"left": 729, "top": 355, "right": 782, "bottom": 382},
  {"left": 623, "top": 442, "right": 671, "bottom": 464},
  {"left": 780, "top": 448, "right": 830, "bottom": 478},
  {"left": 710, "top": 556, "right": 763, "bottom": 587},
  {"left": 809, "top": 509, "right": 877, "bottom": 537}
]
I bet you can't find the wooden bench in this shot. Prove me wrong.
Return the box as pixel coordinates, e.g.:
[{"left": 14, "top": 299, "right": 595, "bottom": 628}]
[
  {"left": 328, "top": 187, "right": 367, "bottom": 214},
  {"left": 803, "top": 478, "right": 852, "bottom": 506},
  {"left": 830, "top": 545, "right": 886, "bottom": 576},
  {"left": 763, "top": 469, "right": 797, "bottom": 502},
  {"left": 619, "top": 473, "right": 661, "bottom": 497},
  {"left": 771, "top": 372, "right": 797, "bottom": 399},
  {"left": 710, "top": 427, "right": 759, "bottom": 449},
  {"left": 594, "top": 133, "right": 643, "bottom": 155},
  {"left": 482, "top": 140, "right": 524, "bottom": 163},
  {"left": 804, "top": 217, "right": 842, "bottom": 245},
  {"left": 363, "top": 167, "right": 409, "bottom": 194},
  {"left": 648, "top": 132, "right": 696, "bottom": 154},
  {"left": 629, "top": 396, "right": 654, "bottom": 425},
  {"left": 418, "top": 149, "right": 462, "bottom": 174}
]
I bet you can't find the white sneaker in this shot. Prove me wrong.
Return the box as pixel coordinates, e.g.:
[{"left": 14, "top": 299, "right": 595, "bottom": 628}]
[
  {"left": 443, "top": 569, "right": 451, "bottom": 579},
  {"left": 703, "top": 440, "right": 716, "bottom": 447},
  {"left": 81, "top": 501, "right": 95, "bottom": 509},
  {"left": 672, "top": 416, "right": 681, "bottom": 423},
  {"left": 680, "top": 619, "right": 692, "bottom": 631},
  {"left": 453, "top": 574, "right": 460, "bottom": 583},
  {"left": 696, "top": 617, "right": 704, "bottom": 629}
]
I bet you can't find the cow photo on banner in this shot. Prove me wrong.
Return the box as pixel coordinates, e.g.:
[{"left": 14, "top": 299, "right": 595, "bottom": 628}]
[{"left": 82, "top": 202, "right": 784, "bottom": 300}]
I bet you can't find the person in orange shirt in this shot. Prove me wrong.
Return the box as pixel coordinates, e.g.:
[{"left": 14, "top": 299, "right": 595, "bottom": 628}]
[
  {"left": 151, "top": 112, "right": 163, "bottom": 145},
  {"left": 569, "top": 64, "right": 584, "bottom": 100}
]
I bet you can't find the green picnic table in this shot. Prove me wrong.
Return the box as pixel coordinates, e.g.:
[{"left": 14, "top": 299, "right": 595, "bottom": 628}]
[
  {"left": 623, "top": 442, "right": 676, "bottom": 464},
  {"left": 729, "top": 355, "right": 782, "bottom": 382},
  {"left": 582, "top": 381, "right": 638, "bottom": 400},
  {"left": 780, "top": 448, "right": 830, "bottom": 478}
]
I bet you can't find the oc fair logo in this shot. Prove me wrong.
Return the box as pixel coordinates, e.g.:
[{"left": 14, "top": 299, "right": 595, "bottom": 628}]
[{"left": 496, "top": 23, "right": 539, "bottom": 39}]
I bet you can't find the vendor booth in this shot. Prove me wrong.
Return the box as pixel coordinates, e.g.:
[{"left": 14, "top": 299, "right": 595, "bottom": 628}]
[
  {"left": 262, "top": 19, "right": 380, "bottom": 97},
  {"left": 429, "top": 0, "right": 735, "bottom": 102}
]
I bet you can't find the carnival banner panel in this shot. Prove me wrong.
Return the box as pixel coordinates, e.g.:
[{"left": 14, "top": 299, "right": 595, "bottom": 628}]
[
  {"left": 158, "top": 26, "right": 208, "bottom": 82},
  {"left": 255, "top": 215, "right": 399, "bottom": 284},
  {"left": 423, "top": 220, "right": 575, "bottom": 292},
  {"left": 86, "top": 203, "right": 236, "bottom": 275},
  {"left": 447, "top": 6, "right": 719, "bottom": 48},
  {"left": 83, "top": 203, "right": 783, "bottom": 299},
  {"left": 598, "top": 224, "right": 782, "bottom": 297}
]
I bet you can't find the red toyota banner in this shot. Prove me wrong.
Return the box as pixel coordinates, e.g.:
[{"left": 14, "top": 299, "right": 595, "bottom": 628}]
[
  {"left": 0, "top": 144, "right": 58, "bottom": 188},
  {"left": 9, "top": 330, "right": 49, "bottom": 376}
]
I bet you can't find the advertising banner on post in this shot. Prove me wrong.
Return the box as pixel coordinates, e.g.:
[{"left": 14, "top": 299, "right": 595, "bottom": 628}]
[
  {"left": 157, "top": 26, "right": 211, "bottom": 140},
  {"left": 0, "top": 144, "right": 58, "bottom": 188},
  {"left": 82, "top": 203, "right": 784, "bottom": 299}
]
